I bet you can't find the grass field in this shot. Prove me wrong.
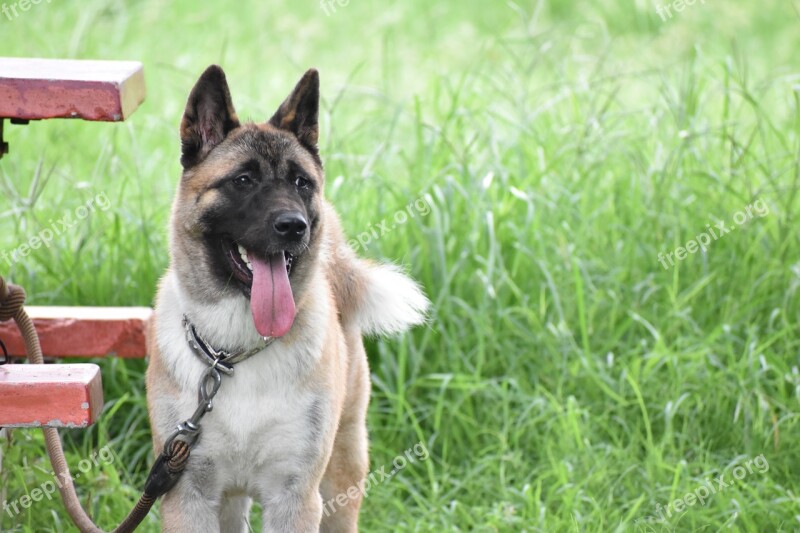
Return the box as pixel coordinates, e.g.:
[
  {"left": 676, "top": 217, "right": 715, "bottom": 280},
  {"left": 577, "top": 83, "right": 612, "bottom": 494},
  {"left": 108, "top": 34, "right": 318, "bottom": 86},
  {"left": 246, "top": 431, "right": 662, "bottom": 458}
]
[{"left": 1, "top": 0, "right": 800, "bottom": 531}]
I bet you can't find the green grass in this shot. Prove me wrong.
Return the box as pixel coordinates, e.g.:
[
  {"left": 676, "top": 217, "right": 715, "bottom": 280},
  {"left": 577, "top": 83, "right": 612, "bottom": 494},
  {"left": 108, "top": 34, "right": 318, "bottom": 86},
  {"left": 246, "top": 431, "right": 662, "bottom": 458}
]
[{"left": 1, "top": 0, "right": 800, "bottom": 531}]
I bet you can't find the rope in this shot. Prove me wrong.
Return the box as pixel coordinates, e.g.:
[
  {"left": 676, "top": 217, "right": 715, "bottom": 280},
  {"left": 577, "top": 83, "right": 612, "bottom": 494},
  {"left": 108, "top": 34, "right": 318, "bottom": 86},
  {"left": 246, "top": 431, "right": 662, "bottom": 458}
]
[{"left": 0, "top": 276, "right": 186, "bottom": 532}]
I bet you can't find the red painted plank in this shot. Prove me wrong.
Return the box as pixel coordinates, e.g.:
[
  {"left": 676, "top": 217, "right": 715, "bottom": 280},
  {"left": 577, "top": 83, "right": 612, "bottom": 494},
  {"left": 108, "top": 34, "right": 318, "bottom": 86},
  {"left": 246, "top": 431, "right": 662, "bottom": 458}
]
[
  {"left": 0, "top": 307, "right": 151, "bottom": 359},
  {"left": 0, "top": 58, "right": 146, "bottom": 121},
  {"left": 0, "top": 364, "right": 103, "bottom": 428}
]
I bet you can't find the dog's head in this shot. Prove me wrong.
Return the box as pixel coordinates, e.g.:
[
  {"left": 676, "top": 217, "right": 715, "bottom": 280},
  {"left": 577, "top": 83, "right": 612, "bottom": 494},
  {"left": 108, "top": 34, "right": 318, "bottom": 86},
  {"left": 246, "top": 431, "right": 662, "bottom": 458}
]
[{"left": 170, "top": 65, "right": 324, "bottom": 339}]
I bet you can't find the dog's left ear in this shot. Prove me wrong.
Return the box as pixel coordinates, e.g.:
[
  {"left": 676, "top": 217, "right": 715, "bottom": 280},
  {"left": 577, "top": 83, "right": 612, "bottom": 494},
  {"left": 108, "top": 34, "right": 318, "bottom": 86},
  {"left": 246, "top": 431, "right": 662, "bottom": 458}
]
[{"left": 269, "top": 69, "right": 320, "bottom": 154}]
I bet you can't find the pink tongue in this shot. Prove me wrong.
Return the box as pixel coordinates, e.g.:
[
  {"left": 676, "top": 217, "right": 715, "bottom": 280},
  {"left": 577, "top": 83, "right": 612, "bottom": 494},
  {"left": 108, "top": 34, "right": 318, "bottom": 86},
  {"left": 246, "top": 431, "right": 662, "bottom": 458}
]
[{"left": 248, "top": 252, "right": 296, "bottom": 337}]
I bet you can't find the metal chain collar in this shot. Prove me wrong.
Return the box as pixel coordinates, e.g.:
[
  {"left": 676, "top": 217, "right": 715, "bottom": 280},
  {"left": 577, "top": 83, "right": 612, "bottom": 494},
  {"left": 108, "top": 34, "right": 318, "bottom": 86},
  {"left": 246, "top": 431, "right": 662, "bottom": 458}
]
[
  {"left": 162, "top": 316, "right": 274, "bottom": 453},
  {"left": 182, "top": 315, "right": 273, "bottom": 375}
]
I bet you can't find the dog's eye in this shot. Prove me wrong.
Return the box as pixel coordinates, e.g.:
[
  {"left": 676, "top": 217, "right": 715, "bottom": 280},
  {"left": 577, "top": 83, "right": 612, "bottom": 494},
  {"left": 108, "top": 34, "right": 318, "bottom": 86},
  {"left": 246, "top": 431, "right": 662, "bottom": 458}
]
[
  {"left": 295, "top": 176, "right": 311, "bottom": 190},
  {"left": 232, "top": 174, "right": 253, "bottom": 188}
]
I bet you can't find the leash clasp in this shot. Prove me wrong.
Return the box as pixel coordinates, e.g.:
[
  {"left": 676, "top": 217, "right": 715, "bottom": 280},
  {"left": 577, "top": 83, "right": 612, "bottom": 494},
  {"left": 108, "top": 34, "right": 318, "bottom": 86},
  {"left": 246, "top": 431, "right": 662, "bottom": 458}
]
[{"left": 162, "top": 358, "right": 225, "bottom": 454}]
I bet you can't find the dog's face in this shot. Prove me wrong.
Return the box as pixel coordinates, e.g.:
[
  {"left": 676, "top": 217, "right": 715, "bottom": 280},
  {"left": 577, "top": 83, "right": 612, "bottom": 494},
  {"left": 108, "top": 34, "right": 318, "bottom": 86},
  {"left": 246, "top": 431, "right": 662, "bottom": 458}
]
[{"left": 170, "top": 66, "right": 325, "bottom": 338}]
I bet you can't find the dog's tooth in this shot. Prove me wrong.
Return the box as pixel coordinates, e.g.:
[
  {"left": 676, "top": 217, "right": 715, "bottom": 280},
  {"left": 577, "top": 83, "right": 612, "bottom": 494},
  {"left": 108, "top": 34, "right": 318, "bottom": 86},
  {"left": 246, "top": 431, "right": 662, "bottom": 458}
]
[{"left": 237, "top": 244, "right": 252, "bottom": 270}]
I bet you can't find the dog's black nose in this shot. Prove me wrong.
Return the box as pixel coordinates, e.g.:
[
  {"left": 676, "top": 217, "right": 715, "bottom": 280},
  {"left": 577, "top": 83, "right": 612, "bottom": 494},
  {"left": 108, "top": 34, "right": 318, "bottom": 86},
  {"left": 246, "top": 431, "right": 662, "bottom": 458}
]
[{"left": 273, "top": 212, "right": 308, "bottom": 238}]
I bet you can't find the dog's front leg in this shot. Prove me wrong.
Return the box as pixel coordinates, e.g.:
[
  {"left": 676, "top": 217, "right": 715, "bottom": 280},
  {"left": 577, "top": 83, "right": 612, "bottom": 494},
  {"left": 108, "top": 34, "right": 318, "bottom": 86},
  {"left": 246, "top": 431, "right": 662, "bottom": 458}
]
[
  {"left": 159, "top": 453, "right": 224, "bottom": 533},
  {"left": 259, "top": 486, "right": 323, "bottom": 533}
]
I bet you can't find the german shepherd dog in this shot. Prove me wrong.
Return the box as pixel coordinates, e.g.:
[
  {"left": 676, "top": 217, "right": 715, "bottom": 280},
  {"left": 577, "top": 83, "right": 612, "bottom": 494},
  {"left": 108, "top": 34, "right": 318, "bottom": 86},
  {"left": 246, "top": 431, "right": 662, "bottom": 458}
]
[{"left": 145, "top": 65, "right": 428, "bottom": 532}]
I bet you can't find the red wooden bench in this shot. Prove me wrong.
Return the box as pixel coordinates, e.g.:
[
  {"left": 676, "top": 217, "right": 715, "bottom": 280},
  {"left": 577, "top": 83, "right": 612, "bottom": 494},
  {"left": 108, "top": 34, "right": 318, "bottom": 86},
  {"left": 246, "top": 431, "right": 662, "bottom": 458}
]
[
  {"left": 0, "top": 57, "right": 145, "bottom": 157},
  {"left": 0, "top": 307, "right": 150, "bottom": 427},
  {"left": 0, "top": 58, "right": 147, "bottom": 429}
]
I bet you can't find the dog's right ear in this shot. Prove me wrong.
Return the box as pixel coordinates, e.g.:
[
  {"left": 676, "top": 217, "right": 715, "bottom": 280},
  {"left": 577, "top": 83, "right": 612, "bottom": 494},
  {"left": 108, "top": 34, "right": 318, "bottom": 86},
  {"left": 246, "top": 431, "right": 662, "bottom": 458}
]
[{"left": 180, "top": 65, "right": 241, "bottom": 169}]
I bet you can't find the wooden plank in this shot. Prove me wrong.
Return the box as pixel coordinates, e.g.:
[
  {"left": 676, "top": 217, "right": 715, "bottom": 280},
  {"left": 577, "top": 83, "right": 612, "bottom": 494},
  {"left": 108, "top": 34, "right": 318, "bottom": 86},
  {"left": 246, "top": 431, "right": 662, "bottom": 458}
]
[
  {"left": 0, "top": 58, "right": 146, "bottom": 121},
  {"left": 0, "top": 307, "right": 151, "bottom": 359},
  {"left": 0, "top": 364, "right": 103, "bottom": 428}
]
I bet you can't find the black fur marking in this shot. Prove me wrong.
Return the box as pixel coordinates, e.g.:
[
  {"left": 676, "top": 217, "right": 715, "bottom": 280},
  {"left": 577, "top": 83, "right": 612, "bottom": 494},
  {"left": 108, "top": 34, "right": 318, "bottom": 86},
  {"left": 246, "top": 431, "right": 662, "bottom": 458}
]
[{"left": 195, "top": 129, "right": 321, "bottom": 298}]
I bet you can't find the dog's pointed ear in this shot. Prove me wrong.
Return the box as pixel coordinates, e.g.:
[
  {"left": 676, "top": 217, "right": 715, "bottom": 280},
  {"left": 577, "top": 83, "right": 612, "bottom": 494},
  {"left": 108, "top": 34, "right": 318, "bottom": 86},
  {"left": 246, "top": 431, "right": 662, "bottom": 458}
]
[
  {"left": 268, "top": 69, "right": 320, "bottom": 153},
  {"left": 180, "top": 65, "right": 241, "bottom": 169}
]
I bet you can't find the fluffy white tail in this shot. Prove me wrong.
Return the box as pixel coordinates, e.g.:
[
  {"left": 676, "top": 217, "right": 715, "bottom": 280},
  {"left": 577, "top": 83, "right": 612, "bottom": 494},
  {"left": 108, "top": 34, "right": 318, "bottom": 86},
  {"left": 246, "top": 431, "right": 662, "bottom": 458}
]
[
  {"left": 323, "top": 201, "right": 429, "bottom": 336},
  {"left": 355, "top": 264, "right": 429, "bottom": 336}
]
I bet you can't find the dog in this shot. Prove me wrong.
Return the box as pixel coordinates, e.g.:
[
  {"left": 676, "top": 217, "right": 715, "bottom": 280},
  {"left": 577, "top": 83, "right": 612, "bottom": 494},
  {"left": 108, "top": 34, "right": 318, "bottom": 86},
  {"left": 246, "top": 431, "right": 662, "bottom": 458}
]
[{"left": 145, "top": 65, "right": 428, "bottom": 532}]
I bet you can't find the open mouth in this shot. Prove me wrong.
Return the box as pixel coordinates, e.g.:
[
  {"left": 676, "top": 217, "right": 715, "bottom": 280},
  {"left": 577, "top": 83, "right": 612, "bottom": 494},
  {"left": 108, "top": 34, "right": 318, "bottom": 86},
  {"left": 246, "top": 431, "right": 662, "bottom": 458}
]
[
  {"left": 224, "top": 240, "right": 294, "bottom": 287},
  {"left": 221, "top": 238, "right": 297, "bottom": 338}
]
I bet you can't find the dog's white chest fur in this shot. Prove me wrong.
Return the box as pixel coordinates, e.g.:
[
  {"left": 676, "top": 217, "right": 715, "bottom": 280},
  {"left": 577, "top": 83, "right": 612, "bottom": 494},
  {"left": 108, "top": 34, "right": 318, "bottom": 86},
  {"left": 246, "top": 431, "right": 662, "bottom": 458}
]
[{"left": 151, "top": 271, "right": 337, "bottom": 495}]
